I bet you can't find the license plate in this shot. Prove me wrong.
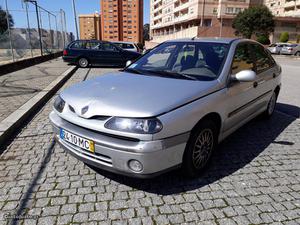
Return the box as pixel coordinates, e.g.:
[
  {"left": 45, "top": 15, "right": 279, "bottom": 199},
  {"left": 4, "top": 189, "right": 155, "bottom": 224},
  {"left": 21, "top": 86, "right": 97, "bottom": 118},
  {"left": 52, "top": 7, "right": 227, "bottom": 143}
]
[{"left": 60, "top": 128, "right": 95, "bottom": 153}]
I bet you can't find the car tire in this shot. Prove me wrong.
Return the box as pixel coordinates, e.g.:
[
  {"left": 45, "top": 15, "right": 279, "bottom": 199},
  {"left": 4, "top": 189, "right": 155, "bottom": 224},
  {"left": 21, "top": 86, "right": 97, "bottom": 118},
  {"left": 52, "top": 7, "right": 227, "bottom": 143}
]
[
  {"left": 78, "top": 57, "right": 89, "bottom": 68},
  {"left": 295, "top": 51, "right": 300, "bottom": 57},
  {"left": 262, "top": 91, "right": 277, "bottom": 119},
  {"left": 182, "top": 120, "right": 218, "bottom": 177}
]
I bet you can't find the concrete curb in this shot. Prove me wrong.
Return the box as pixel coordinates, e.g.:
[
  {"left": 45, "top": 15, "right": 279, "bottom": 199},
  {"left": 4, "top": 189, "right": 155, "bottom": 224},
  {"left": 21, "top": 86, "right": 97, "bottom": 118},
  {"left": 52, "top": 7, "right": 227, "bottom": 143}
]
[{"left": 0, "top": 65, "right": 77, "bottom": 146}]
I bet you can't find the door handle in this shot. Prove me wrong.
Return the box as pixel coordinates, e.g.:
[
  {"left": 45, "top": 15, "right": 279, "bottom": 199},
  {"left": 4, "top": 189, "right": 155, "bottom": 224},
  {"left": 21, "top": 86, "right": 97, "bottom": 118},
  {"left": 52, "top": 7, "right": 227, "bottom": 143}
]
[{"left": 253, "top": 81, "right": 258, "bottom": 88}]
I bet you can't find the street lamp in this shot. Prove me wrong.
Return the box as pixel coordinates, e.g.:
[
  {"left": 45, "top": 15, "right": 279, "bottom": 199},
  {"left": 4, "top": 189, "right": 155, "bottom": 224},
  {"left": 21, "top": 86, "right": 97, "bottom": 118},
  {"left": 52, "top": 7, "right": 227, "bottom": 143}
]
[
  {"left": 23, "top": 0, "right": 43, "bottom": 56},
  {"left": 72, "top": 0, "right": 79, "bottom": 40}
]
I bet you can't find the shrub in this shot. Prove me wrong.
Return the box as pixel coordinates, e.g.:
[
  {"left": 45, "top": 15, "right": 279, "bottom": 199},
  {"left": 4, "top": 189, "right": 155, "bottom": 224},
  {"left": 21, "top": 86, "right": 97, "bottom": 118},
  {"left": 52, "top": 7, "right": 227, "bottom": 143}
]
[{"left": 279, "top": 32, "right": 289, "bottom": 43}]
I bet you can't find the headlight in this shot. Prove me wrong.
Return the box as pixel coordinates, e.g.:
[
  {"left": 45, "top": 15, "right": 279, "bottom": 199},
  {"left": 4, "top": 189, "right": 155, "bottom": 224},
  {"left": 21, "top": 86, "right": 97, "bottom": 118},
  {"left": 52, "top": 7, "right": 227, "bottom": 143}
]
[
  {"left": 104, "top": 117, "right": 163, "bottom": 134},
  {"left": 54, "top": 96, "right": 65, "bottom": 113}
]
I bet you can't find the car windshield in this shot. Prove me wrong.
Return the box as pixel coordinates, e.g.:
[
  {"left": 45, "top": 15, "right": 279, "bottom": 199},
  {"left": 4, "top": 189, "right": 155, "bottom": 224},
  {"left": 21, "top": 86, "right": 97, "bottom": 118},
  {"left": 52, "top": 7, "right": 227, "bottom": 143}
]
[{"left": 124, "top": 42, "right": 229, "bottom": 81}]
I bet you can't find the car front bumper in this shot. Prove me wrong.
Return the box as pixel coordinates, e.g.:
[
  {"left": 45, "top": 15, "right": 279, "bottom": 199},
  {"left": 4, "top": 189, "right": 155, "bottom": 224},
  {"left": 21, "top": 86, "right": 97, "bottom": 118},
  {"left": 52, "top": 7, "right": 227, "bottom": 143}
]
[{"left": 49, "top": 111, "right": 188, "bottom": 178}]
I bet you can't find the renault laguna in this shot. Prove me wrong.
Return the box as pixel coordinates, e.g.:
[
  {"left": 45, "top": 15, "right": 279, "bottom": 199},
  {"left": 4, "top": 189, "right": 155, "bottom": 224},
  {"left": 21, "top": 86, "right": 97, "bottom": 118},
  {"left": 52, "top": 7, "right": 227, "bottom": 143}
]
[{"left": 49, "top": 38, "right": 281, "bottom": 178}]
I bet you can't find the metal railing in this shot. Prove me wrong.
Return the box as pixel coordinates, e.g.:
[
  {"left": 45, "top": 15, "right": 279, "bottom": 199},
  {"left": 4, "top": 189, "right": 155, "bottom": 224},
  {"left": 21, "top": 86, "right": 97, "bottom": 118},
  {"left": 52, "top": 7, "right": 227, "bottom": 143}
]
[{"left": 0, "top": 0, "right": 73, "bottom": 65}]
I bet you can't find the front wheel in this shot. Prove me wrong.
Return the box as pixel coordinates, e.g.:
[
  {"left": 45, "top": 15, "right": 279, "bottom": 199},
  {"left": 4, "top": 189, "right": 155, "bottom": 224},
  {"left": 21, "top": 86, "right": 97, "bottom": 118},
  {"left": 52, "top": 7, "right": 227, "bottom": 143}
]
[{"left": 182, "top": 120, "right": 218, "bottom": 177}]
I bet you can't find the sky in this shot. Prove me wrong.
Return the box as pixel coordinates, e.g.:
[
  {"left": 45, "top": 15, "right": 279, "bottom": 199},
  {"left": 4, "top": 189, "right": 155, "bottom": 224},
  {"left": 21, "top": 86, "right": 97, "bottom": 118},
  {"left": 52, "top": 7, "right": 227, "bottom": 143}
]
[{"left": 1, "top": 0, "right": 150, "bottom": 35}]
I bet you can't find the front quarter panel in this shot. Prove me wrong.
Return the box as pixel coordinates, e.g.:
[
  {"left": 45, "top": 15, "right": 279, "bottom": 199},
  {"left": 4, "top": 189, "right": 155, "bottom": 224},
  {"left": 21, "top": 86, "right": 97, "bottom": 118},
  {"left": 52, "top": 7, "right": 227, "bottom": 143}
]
[{"left": 154, "top": 87, "right": 228, "bottom": 140}]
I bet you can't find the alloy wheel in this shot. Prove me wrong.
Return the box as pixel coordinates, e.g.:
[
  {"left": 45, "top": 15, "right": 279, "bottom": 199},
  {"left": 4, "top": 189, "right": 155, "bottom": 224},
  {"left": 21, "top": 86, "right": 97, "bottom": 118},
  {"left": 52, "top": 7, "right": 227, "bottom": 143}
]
[
  {"left": 79, "top": 58, "right": 88, "bottom": 68},
  {"left": 192, "top": 128, "right": 214, "bottom": 169},
  {"left": 268, "top": 92, "right": 276, "bottom": 115}
]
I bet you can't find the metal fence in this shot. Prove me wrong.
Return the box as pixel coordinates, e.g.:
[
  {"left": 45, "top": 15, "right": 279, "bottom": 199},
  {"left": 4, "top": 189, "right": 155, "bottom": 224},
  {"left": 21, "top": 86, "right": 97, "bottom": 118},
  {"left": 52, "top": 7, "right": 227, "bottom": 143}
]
[{"left": 0, "top": 0, "right": 73, "bottom": 65}]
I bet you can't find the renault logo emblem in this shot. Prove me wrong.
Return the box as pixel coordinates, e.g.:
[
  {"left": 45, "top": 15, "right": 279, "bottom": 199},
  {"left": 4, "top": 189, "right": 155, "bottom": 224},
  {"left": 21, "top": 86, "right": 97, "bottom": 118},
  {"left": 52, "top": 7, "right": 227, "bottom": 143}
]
[{"left": 81, "top": 106, "right": 89, "bottom": 115}]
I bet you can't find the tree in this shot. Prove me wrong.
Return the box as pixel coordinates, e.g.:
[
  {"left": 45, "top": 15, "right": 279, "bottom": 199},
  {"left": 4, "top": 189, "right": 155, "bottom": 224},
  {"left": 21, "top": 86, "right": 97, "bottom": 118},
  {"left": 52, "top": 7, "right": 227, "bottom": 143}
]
[
  {"left": 143, "top": 23, "right": 150, "bottom": 42},
  {"left": 0, "top": 6, "right": 14, "bottom": 34},
  {"left": 256, "top": 34, "right": 270, "bottom": 45},
  {"left": 232, "top": 6, "right": 274, "bottom": 39},
  {"left": 279, "top": 32, "right": 289, "bottom": 43}
]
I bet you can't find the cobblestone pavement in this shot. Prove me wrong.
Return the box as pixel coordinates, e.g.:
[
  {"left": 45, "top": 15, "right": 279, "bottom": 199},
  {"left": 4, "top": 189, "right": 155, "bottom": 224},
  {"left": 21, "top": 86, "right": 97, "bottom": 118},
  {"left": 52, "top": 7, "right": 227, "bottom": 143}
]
[
  {"left": 0, "top": 66, "right": 300, "bottom": 225},
  {"left": 0, "top": 58, "right": 72, "bottom": 122}
]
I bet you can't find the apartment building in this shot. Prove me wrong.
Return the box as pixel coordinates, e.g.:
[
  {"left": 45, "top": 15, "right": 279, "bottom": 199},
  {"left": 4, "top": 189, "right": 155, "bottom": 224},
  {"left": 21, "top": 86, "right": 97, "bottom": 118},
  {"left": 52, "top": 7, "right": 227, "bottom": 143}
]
[
  {"left": 100, "top": 0, "right": 143, "bottom": 43},
  {"left": 264, "top": 0, "right": 300, "bottom": 17},
  {"left": 79, "top": 13, "right": 101, "bottom": 40},
  {"left": 150, "top": 0, "right": 251, "bottom": 42}
]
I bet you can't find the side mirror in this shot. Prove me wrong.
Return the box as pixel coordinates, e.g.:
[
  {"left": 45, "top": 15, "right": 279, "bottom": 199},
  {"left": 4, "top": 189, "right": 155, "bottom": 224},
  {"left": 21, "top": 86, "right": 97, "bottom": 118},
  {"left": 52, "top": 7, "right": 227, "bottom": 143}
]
[
  {"left": 126, "top": 60, "right": 132, "bottom": 67},
  {"left": 231, "top": 70, "right": 256, "bottom": 82}
]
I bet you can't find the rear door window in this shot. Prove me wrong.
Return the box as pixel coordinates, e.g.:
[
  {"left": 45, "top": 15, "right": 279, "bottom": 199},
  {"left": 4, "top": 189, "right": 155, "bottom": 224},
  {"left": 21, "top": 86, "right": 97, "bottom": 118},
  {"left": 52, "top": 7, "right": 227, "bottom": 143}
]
[
  {"left": 70, "top": 41, "right": 86, "bottom": 49},
  {"left": 86, "top": 41, "right": 101, "bottom": 50},
  {"left": 101, "top": 43, "right": 118, "bottom": 51}
]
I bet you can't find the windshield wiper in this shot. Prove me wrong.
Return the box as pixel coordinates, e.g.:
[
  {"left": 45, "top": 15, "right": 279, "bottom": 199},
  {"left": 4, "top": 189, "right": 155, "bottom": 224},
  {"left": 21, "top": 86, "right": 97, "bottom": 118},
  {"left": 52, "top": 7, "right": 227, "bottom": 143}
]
[
  {"left": 123, "top": 68, "right": 143, "bottom": 74},
  {"left": 145, "top": 70, "right": 198, "bottom": 81}
]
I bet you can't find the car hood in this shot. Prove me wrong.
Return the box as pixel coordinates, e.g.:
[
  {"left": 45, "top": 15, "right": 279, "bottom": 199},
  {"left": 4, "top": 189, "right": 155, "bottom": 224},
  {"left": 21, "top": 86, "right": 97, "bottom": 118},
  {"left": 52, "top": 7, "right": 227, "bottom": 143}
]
[{"left": 60, "top": 71, "right": 221, "bottom": 118}]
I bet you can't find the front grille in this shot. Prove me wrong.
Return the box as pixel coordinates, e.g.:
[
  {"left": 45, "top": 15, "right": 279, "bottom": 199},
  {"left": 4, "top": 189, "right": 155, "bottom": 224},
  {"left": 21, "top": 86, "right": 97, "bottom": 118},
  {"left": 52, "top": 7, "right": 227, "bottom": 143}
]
[
  {"left": 62, "top": 139, "right": 113, "bottom": 166},
  {"left": 88, "top": 115, "right": 111, "bottom": 121}
]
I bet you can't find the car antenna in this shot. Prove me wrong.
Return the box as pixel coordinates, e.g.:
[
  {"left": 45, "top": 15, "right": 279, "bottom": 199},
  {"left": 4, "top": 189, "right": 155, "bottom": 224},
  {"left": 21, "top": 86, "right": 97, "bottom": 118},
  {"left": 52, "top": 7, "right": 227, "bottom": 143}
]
[{"left": 191, "top": 36, "right": 198, "bottom": 40}]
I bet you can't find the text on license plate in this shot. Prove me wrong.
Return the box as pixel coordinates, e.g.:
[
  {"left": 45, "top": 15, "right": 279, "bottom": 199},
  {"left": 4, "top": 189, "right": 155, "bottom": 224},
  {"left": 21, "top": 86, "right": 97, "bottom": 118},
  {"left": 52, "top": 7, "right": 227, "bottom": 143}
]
[{"left": 60, "top": 128, "right": 94, "bottom": 153}]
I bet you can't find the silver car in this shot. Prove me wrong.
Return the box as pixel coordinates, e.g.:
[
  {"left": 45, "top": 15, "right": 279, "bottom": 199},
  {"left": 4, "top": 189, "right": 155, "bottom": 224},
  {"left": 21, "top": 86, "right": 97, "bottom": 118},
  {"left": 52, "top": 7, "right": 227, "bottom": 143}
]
[
  {"left": 267, "top": 43, "right": 287, "bottom": 54},
  {"left": 49, "top": 38, "right": 281, "bottom": 178},
  {"left": 280, "top": 43, "right": 300, "bottom": 56}
]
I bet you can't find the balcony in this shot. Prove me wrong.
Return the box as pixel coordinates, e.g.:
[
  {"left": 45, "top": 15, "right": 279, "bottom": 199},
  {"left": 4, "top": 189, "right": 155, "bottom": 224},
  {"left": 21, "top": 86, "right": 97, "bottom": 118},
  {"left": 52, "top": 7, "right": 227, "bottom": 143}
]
[
  {"left": 284, "top": 8, "right": 300, "bottom": 16},
  {"left": 285, "top": 0, "right": 296, "bottom": 8},
  {"left": 174, "top": 0, "right": 190, "bottom": 13},
  {"left": 152, "top": 26, "right": 199, "bottom": 43}
]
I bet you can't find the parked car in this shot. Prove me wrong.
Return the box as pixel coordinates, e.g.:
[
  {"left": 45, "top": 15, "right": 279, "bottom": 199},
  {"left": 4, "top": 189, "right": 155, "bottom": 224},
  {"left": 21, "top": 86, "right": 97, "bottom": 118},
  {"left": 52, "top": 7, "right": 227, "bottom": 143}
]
[
  {"left": 267, "top": 43, "right": 288, "bottom": 54},
  {"left": 62, "top": 40, "right": 141, "bottom": 68},
  {"left": 111, "top": 41, "right": 141, "bottom": 53},
  {"left": 50, "top": 38, "right": 281, "bottom": 178},
  {"left": 280, "top": 43, "right": 300, "bottom": 56}
]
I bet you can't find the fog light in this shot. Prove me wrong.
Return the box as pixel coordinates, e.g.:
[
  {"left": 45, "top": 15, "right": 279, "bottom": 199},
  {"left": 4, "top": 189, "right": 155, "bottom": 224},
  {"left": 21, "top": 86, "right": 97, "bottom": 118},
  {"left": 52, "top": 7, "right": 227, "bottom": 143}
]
[{"left": 128, "top": 160, "right": 143, "bottom": 172}]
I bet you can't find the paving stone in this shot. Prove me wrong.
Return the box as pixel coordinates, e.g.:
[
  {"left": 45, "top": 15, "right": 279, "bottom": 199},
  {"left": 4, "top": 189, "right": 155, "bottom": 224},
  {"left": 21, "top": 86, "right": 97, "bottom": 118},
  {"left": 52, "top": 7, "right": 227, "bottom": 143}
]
[{"left": 0, "top": 65, "right": 300, "bottom": 225}]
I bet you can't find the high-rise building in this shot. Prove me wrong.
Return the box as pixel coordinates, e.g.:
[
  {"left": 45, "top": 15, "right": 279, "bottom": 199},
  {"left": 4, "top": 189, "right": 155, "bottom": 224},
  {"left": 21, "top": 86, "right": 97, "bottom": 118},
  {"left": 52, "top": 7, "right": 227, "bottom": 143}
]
[
  {"left": 150, "top": 0, "right": 251, "bottom": 42},
  {"left": 264, "top": 0, "right": 300, "bottom": 17},
  {"left": 79, "top": 13, "right": 101, "bottom": 40},
  {"left": 100, "top": 0, "right": 143, "bottom": 43}
]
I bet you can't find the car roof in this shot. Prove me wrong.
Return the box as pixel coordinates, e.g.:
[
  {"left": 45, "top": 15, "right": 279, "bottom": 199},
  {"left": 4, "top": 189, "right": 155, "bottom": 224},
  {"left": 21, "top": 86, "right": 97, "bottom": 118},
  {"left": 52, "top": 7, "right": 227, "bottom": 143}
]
[
  {"left": 111, "top": 41, "right": 136, "bottom": 44},
  {"left": 164, "top": 37, "right": 240, "bottom": 44}
]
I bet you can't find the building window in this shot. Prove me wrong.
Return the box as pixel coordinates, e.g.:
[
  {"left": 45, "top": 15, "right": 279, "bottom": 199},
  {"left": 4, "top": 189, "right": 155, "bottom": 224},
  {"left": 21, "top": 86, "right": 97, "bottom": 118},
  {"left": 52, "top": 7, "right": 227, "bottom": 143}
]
[{"left": 203, "top": 19, "right": 212, "bottom": 27}]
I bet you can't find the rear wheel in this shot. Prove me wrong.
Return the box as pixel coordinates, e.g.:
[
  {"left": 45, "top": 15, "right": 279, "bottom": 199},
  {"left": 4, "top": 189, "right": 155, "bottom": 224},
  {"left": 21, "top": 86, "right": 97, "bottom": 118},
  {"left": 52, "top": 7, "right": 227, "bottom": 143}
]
[
  {"left": 78, "top": 57, "right": 89, "bottom": 68},
  {"left": 295, "top": 51, "right": 300, "bottom": 57},
  {"left": 182, "top": 120, "right": 218, "bottom": 177},
  {"left": 262, "top": 91, "right": 277, "bottom": 118}
]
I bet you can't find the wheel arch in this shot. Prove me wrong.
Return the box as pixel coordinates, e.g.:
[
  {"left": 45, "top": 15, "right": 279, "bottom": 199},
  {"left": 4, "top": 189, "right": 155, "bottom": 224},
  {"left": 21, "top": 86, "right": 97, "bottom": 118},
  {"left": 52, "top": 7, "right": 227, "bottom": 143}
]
[
  {"left": 191, "top": 112, "right": 222, "bottom": 136},
  {"left": 76, "top": 55, "right": 90, "bottom": 63},
  {"left": 274, "top": 85, "right": 280, "bottom": 97}
]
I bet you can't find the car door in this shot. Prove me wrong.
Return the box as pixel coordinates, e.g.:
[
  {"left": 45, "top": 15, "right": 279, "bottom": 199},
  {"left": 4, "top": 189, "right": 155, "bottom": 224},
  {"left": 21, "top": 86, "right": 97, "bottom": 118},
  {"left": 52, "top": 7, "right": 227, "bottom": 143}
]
[
  {"left": 223, "top": 42, "right": 263, "bottom": 133},
  {"left": 68, "top": 40, "right": 87, "bottom": 58},
  {"left": 85, "top": 41, "right": 103, "bottom": 64},
  {"left": 99, "top": 42, "right": 124, "bottom": 66},
  {"left": 249, "top": 43, "right": 277, "bottom": 106}
]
